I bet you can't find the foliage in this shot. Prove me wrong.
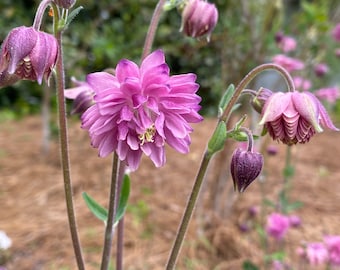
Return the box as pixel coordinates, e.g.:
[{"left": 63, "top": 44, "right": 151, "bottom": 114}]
[{"left": 3, "top": 0, "right": 339, "bottom": 116}]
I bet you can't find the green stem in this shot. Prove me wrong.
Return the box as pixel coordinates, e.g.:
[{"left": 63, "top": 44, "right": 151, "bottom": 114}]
[
  {"left": 116, "top": 161, "right": 126, "bottom": 270},
  {"left": 100, "top": 154, "right": 120, "bottom": 270},
  {"left": 220, "top": 63, "right": 295, "bottom": 122},
  {"left": 141, "top": 0, "right": 166, "bottom": 60},
  {"left": 116, "top": 217, "right": 125, "bottom": 270},
  {"left": 55, "top": 30, "right": 85, "bottom": 270},
  {"left": 165, "top": 151, "right": 212, "bottom": 270}
]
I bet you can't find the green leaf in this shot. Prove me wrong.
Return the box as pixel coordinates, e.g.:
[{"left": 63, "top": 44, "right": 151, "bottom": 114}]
[
  {"left": 285, "top": 201, "right": 304, "bottom": 213},
  {"left": 82, "top": 192, "right": 108, "bottom": 223},
  {"left": 114, "top": 174, "right": 131, "bottom": 225},
  {"left": 207, "top": 121, "right": 227, "bottom": 156},
  {"left": 64, "top": 6, "right": 84, "bottom": 31},
  {"left": 83, "top": 174, "right": 130, "bottom": 226},
  {"left": 242, "top": 260, "right": 259, "bottom": 270},
  {"left": 218, "top": 84, "right": 235, "bottom": 116}
]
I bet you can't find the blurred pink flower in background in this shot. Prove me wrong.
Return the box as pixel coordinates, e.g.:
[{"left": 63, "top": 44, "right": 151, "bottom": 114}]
[
  {"left": 275, "top": 32, "right": 297, "bottom": 53},
  {"left": 272, "top": 54, "right": 304, "bottom": 72},
  {"left": 315, "top": 86, "right": 340, "bottom": 104},
  {"left": 314, "top": 63, "right": 329, "bottom": 77},
  {"left": 293, "top": 76, "right": 312, "bottom": 91},
  {"left": 331, "top": 23, "right": 340, "bottom": 42},
  {"left": 306, "top": 242, "right": 329, "bottom": 266},
  {"left": 265, "top": 213, "right": 290, "bottom": 240},
  {"left": 335, "top": 48, "right": 340, "bottom": 58},
  {"left": 324, "top": 235, "right": 340, "bottom": 266},
  {"left": 288, "top": 215, "right": 301, "bottom": 227}
]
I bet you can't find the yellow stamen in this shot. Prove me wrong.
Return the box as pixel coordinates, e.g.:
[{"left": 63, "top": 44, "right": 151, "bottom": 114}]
[{"left": 138, "top": 124, "right": 156, "bottom": 145}]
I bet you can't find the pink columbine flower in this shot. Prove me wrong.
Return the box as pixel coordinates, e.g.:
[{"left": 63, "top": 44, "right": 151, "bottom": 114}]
[
  {"left": 315, "top": 87, "right": 340, "bottom": 104},
  {"left": 180, "top": 0, "right": 218, "bottom": 41},
  {"left": 265, "top": 213, "right": 290, "bottom": 241},
  {"left": 259, "top": 91, "right": 339, "bottom": 145},
  {"left": 332, "top": 23, "right": 340, "bottom": 42},
  {"left": 324, "top": 235, "right": 340, "bottom": 266},
  {"left": 314, "top": 63, "right": 329, "bottom": 77},
  {"left": 306, "top": 242, "right": 329, "bottom": 266},
  {"left": 293, "top": 76, "right": 312, "bottom": 91},
  {"left": 81, "top": 50, "right": 203, "bottom": 171},
  {"left": 275, "top": 32, "right": 297, "bottom": 53},
  {"left": 272, "top": 54, "right": 304, "bottom": 72},
  {"left": 0, "top": 26, "right": 58, "bottom": 85},
  {"left": 65, "top": 77, "right": 95, "bottom": 115}
]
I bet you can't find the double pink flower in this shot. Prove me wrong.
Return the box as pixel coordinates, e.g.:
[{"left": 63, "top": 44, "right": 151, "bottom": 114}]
[{"left": 81, "top": 50, "right": 203, "bottom": 170}]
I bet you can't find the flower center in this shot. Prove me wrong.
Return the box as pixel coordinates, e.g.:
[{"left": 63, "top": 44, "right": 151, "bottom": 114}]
[{"left": 138, "top": 124, "right": 156, "bottom": 145}]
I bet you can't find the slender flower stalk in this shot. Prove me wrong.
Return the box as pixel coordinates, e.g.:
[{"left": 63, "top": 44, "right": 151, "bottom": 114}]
[
  {"left": 101, "top": 154, "right": 120, "bottom": 270},
  {"left": 141, "top": 0, "right": 166, "bottom": 60},
  {"left": 166, "top": 63, "right": 295, "bottom": 269},
  {"left": 220, "top": 63, "right": 295, "bottom": 122},
  {"left": 166, "top": 151, "right": 212, "bottom": 270},
  {"left": 33, "top": 0, "right": 54, "bottom": 30},
  {"left": 52, "top": 3, "right": 85, "bottom": 269}
]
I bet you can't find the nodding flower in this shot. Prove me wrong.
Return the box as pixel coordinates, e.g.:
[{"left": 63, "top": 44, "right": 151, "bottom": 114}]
[
  {"left": 260, "top": 91, "right": 339, "bottom": 145},
  {"left": 0, "top": 26, "right": 58, "bottom": 85}
]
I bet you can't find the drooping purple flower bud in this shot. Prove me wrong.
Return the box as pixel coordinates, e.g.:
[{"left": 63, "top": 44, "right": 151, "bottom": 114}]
[
  {"left": 53, "top": 0, "right": 76, "bottom": 9},
  {"left": 0, "top": 26, "right": 58, "bottom": 85},
  {"left": 250, "top": 87, "right": 273, "bottom": 114},
  {"left": 259, "top": 91, "right": 339, "bottom": 145},
  {"left": 180, "top": 0, "right": 218, "bottom": 41},
  {"left": 230, "top": 148, "right": 263, "bottom": 192}
]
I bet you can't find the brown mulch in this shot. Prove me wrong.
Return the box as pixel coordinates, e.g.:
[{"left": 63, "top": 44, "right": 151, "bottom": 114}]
[{"left": 0, "top": 115, "right": 340, "bottom": 270}]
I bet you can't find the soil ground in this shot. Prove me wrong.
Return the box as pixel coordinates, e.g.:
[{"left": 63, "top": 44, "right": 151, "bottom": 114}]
[{"left": 0, "top": 115, "right": 340, "bottom": 270}]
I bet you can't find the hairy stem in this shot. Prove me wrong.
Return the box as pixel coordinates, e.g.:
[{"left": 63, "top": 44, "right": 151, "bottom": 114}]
[
  {"left": 166, "top": 152, "right": 212, "bottom": 270},
  {"left": 55, "top": 29, "right": 85, "bottom": 270},
  {"left": 101, "top": 154, "right": 120, "bottom": 270},
  {"left": 141, "top": 0, "right": 166, "bottom": 60},
  {"left": 220, "top": 63, "right": 295, "bottom": 122},
  {"left": 33, "top": 0, "right": 54, "bottom": 30}
]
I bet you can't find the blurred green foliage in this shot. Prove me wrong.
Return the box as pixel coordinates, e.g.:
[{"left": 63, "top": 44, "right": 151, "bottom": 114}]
[{"left": 0, "top": 0, "right": 340, "bottom": 117}]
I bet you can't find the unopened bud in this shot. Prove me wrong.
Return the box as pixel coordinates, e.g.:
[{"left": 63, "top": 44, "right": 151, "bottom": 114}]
[
  {"left": 53, "top": 0, "right": 76, "bottom": 9},
  {"left": 180, "top": 0, "right": 218, "bottom": 41},
  {"left": 230, "top": 148, "right": 263, "bottom": 192},
  {"left": 250, "top": 87, "right": 273, "bottom": 114}
]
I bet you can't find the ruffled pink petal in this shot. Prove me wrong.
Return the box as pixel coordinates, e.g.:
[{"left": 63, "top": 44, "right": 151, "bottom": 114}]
[
  {"left": 140, "top": 49, "right": 165, "bottom": 74},
  {"left": 305, "top": 92, "right": 339, "bottom": 131},
  {"left": 293, "top": 92, "right": 323, "bottom": 133},
  {"left": 87, "top": 72, "right": 119, "bottom": 94},
  {"left": 115, "top": 59, "right": 139, "bottom": 82},
  {"left": 260, "top": 92, "right": 291, "bottom": 124}
]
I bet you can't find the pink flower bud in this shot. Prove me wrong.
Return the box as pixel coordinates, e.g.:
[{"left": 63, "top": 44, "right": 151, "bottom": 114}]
[
  {"left": 0, "top": 26, "right": 58, "bottom": 85},
  {"left": 230, "top": 148, "right": 263, "bottom": 192},
  {"left": 250, "top": 87, "right": 273, "bottom": 114},
  {"left": 53, "top": 0, "right": 76, "bottom": 9},
  {"left": 180, "top": 0, "right": 218, "bottom": 41}
]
